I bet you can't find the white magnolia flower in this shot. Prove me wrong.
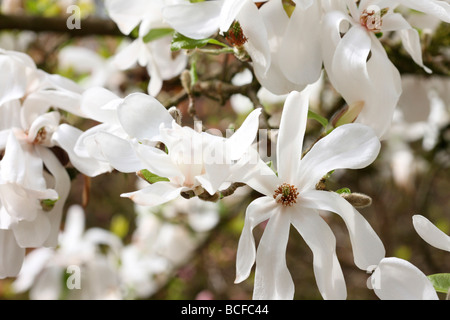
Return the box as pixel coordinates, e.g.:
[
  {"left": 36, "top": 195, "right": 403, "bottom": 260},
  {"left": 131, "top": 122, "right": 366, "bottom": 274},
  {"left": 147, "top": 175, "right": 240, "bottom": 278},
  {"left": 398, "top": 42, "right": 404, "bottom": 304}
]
[
  {"left": 231, "top": 89, "right": 385, "bottom": 299},
  {"left": 120, "top": 106, "right": 261, "bottom": 207},
  {"left": 12, "top": 205, "right": 123, "bottom": 300},
  {"left": 322, "top": 0, "right": 450, "bottom": 139},
  {"left": 367, "top": 215, "right": 449, "bottom": 300},
  {"left": 105, "top": 0, "right": 187, "bottom": 96}
]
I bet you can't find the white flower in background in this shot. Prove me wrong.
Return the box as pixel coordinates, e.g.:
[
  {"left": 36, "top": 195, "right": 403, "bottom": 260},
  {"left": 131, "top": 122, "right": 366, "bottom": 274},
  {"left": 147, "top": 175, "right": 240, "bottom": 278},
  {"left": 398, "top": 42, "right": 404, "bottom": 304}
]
[
  {"left": 367, "top": 215, "right": 449, "bottom": 300},
  {"left": 231, "top": 89, "right": 385, "bottom": 299},
  {"left": 105, "top": 0, "right": 187, "bottom": 96},
  {"left": 12, "top": 205, "right": 123, "bottom": 300},
  {"left": 58, "top": 45, "right": 126, "bottom": 93},
  {"left": 321, "top": 0, "right": 450, "bottom": 139},
  {"left": 120, "top": 194, "right": 219, "bottom": 299}
]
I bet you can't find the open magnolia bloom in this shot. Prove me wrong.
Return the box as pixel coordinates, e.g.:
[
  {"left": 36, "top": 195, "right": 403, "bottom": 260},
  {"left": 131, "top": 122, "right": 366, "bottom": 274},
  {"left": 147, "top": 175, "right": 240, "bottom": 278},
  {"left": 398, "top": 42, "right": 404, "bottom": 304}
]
[
  {"left": 105, "top": 0, "right": 187, "bottom": 96},
  {"left": 366, "top": 215, "right": 449, "bottom": 300},
  {"left": 321, "top": 0, "right": 450, "bottom": 139},
  {"left": 118, "top": 101, "right": 262, "bottom": 207},
  {"left": 0, "top": 49, "right": 109, "bottom": 278},
  {"left": 231, "top": 89, "right": 385, "bottom": 299}
]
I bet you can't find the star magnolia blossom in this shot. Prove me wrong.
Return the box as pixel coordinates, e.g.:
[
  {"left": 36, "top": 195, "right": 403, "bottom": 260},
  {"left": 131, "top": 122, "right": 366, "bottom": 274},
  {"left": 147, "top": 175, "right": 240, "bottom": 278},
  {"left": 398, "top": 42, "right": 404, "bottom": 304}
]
[
  {"left": 105, "top": 0, "right": 187, "bottom": 96},
  {"left": 231, "top": 89, "right": 385, "bottom": 299},
  {"left": 322, "top": 0, "right": 450, "bottom": 139},
  {"left": 0, "top": 50, "right": 108, "bottom": 278},
  {"left": 367, "top": 215, "right": 449, "bottom": 300}
]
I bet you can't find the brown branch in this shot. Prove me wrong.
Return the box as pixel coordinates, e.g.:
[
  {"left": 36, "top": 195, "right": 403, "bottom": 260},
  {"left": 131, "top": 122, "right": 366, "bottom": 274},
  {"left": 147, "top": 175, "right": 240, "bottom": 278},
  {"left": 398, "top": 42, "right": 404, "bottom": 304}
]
[{"left": 0, "top": 14, "right": 125, "bottom": 37}]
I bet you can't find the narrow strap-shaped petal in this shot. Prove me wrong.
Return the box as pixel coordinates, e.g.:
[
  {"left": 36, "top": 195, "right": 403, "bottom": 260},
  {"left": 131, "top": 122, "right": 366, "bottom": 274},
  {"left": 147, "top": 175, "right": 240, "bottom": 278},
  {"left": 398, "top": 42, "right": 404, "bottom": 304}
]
[
  {"left": 11, "top": 212, "right": 51, "bottom": 248},
  {"left": 277, "top": 90, "right": 309, "bottom": 184},
  {"left": 413, "top": 215, "right": 450, "bottom": 252},
  {"left": 253, "top": 209, "right": 294, "bottom": 300},
  {"left": 297, "top": 123, "right": 380, "bottom": 192},
  {"left": 121, "top": 181, "right": 184, "bottom": 208},
  {"left": 301, "top": 190, "right": 385, "bottom": 270},
  {"left": 397, "top": 0, "right": 450, "bottom": 23},
  {"left": 37, "top": 146, "right": 71, "bottom": 248},
  {"left": 369, "top": 257, "right": 439, "bottom": 300},
  {"left": 235, "top": 196, "right": 278, "bottom": 284},
  {"left": 290, "top": 205, "right": 347, "bottom": 300}
]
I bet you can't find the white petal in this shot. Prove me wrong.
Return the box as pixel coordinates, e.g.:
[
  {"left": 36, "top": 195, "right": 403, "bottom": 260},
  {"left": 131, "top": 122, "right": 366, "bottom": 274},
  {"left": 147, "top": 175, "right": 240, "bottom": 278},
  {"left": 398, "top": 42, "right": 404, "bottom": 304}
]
[
  {"left": 133, "top": 141, "right": 182, "bottom": 179},
  {"left": 121, "top": 181, "right": 184, "bottom": 207},
  {"left": 94, "top": 131, "right": 143, "bottom": 173},
  {"left": 225, "top": 108, "right": 261, "bottom": 160},
  {"left": 29, "top": 265, "right": 62, "bottom": 300},
  {"left": 105, "top": 0, "right": 153, "bottom": 35},
  {"left": 112, "top": 39, "right": 141, "bottom": 70},
  {"left": 218, "top": 0, "right": 246, "bottom": 33},
  {"left": 253, "top": 210, "right": 294, "bottom": 300},
  {"left": 162, "top": 1, "right": 222, "bottom": 39},
  {"left": 0, "top": 230, "right": 25, "bottom": 278},
  {"left": 412, "top": 215, "right": 450, "bottom": 252},
  {"left": 37, "top": 147, "right": 71, "bottom": 247},
  {"left": 0, "top": 53, "right": 28, "bottom": 105},
  {"left": 397, "top": 0, "right": 450, "bottom": 23},
  {"left": 301, "top": 190, "right": 385, "bottom": 270},
  {"left": 117, "top": 92, "right": 173, "bottom": 141},
  {"left": 228, "top": 147, "right": 280, "bottom": 197},
  {"left": 59, "top": 205, "right": 85, "bottom": 250},
  {"left": 278, "top": 0, "right": 322, "bottom": 86},
  {"left": 80, "top": 87, "right": 121, "bottom": 124},
  {"left": 52, "top": 124, "right": 113, "bottom": 177},
  {"left": 298, "top": 123, "right": 380, "bottom": 191},
  {"left": 235, "top": 196, "right": 278, "bottom": 283},
  {"left": 276, "top": 90, "right": 309, "bottom": 183},
  {"left": 369, "top": 257, "right": 439, "bottom": 300},
  {"left": 290, "top": 206, "right": 347, "bottom": 300},
  {"left": 11, "top": 213, "right": 51, "bottom": 247}
]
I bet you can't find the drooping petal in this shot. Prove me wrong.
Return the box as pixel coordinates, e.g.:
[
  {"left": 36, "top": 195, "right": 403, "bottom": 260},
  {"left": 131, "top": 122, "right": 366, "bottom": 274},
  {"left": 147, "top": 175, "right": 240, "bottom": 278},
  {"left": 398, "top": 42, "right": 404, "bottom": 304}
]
[
  {"left": 369, "top": 257, "right": 439, "bottom": 300},
  {"left": 235, "top": 196, "right": 278, "bottom": 284},
  {"left": 290, "top": 205, "right": 347, "bottom": 300},
  {"left": 117, "top": 92, "right": 174, "bottom": 141},
  {"left": 0, "top": 229, "right": 25, "bottom": 278},
  {"left": 58, "top": 205, "right": 85, "bottom": 251},
  {"left": 28, "top": 265, "right": 62, "bottom": 300},
  {"left": 276, "top": 90, "right": 309, "bottom": 184},
  {"left": 162, "top": 1, "right": 223, "bottom": 39},
  {"left": 121, "top": 181, "right": 184, "bottom": 208},
  {"left": 297, "top": 123, "right": 380, "bottom": 191},
  {"left": 382, "top": 13, "right": 431, "bottom": 73},
  {"left": 105, "top": 0, "right": 155, "bottom": 35},
  {"left": 0, "top": 51, "right": 31, "bottom": 106},
  {"left": 52, "top": 124, "right": 113, "bottom": 177},
  {"left": 278, "top": 0, "right": 322, "bottom": 87},
  {"left": 301, "top": 190, "right": 385, "bottom": 270},
  {"left": 412, "top": 215, "right": 450, "bottom": 252},
  {"left": 253, "top": 209, "right": 294, "bottom": 300},
  {"left": 37, "top": 146, "right": 71, "bottom": 248},
  {"left": 80, "top": 87, "right": 121, "bottom": 124}
]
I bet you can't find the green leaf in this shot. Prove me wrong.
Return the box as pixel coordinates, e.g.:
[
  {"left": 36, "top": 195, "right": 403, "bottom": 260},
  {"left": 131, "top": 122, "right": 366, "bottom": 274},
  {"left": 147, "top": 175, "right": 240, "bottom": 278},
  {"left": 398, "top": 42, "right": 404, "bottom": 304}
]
[
  {"left": 308, "top": 110, "right": 329, "bottom": 129},
  {"left": 170, "top": 32, "right": 227, "bottom": 51},
  {"left": 138, "top": 169, "right": 170, "bottom": 184},
  {"left": 143, "top": 28, "right": 174, "bottom": 43},
  {"left": 336, "top": 187, "right": 351, "bottom": 194},
  {"left": 428, "top": 273, "right": 450, "bottom": 294}
]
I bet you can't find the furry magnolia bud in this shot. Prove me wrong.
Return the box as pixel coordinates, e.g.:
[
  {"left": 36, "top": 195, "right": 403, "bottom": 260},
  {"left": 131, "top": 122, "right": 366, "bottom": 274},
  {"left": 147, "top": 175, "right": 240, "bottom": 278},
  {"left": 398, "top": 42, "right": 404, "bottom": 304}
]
[{"left": 340, "top": 192, "right": 372, "bottom": 209}]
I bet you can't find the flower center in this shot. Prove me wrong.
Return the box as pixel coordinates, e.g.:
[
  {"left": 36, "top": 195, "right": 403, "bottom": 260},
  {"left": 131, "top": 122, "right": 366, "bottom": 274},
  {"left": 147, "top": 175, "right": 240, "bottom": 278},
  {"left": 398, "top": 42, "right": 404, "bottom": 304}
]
[
  {"left": 225, "top": 21, "right": 248, "bottom": 48},
  {"left": 273, "top": 183, "right": 299, "bottom": 207},
  {"left": 359, "top": 7, "right": 388, "bottom": 33}
]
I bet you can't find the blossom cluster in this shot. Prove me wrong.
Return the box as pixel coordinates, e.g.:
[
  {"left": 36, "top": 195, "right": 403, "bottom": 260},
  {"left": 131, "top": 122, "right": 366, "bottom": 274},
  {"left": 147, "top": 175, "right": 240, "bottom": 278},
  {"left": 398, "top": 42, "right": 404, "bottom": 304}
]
[{"left": 0, "top": 0, "right": 449, "bottom": 300}]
